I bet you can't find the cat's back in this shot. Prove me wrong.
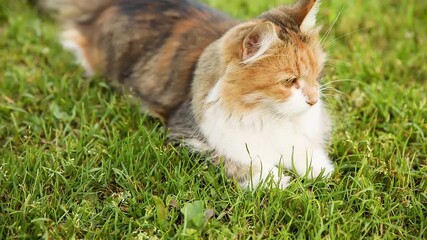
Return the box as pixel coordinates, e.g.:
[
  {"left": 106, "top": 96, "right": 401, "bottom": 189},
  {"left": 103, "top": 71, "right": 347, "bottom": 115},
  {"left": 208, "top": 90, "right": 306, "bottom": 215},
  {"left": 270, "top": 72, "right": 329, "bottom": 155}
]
[{"left": 56, "top": 0, "right": 237, "bottom": 120}]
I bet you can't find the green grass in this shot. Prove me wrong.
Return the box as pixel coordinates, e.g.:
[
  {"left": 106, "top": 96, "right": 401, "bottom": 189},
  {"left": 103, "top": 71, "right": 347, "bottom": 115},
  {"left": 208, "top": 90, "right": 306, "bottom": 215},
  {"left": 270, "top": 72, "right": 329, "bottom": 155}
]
[{"left": 0, "top": 0, "right": 426, "bottom": 239}]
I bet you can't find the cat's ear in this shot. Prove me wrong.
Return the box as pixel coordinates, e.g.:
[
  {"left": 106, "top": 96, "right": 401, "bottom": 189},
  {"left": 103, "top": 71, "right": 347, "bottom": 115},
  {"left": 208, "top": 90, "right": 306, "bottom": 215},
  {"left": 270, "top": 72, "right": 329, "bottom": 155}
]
[
  {"left": 291, "top": 0, "right": 321, "bottom": 32},
  {"left": 242, "top": 21, "right": 279, "bottom": 63}
]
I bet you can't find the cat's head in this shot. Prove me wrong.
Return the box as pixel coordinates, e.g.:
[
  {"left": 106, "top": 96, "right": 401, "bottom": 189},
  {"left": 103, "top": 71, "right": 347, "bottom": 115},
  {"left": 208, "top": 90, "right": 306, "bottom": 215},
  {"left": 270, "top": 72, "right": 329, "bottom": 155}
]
[{"left": 217, "top": 0, "right": 326, "bottom": 118}]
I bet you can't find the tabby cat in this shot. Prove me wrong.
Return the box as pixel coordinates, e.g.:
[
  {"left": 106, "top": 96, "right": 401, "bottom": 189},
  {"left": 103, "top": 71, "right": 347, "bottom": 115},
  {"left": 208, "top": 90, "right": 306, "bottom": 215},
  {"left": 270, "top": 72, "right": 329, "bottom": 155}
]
[{"left": 40, "top": 0, "right": 334, "bottom": 189}]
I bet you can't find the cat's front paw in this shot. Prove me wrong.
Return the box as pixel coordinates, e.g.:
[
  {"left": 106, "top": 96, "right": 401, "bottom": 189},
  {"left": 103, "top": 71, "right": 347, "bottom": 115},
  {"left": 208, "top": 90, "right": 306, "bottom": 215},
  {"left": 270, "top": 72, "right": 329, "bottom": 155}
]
[
  {"left": 240, "top": 167, "right": 291, "bottom": 190},
  {"left": 276, "top": 175, "right": 292, "bottom": 189},
  {"left": 294, "top": 149, "right": 334, "bottom": 179},
  {"left": 309, "top": 159, "right": 334, "bottom": 179},
  {"left": 310, "top": 149, "right": 334, "bottom": 178}
]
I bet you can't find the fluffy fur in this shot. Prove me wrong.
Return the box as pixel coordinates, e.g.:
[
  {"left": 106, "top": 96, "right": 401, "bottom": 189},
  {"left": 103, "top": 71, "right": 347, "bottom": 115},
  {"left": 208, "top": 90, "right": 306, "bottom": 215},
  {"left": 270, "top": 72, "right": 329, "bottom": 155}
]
[{"left": 40, "top": 0, "right": 334, "bottom": 189}]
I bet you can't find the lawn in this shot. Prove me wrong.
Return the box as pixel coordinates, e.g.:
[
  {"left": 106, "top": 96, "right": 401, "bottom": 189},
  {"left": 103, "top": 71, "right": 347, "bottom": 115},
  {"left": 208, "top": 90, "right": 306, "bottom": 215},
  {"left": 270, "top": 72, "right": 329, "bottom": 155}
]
[{"left": 0, "top": 0, "right": 426, "bottom": 239}]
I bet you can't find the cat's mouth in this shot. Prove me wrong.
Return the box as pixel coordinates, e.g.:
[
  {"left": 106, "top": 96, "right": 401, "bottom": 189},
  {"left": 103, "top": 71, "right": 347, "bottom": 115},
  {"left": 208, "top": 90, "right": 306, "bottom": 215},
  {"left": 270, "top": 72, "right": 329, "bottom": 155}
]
[
  {"left": 270, "top": 96, "right": 316, "bottom": 118},
  {"left": 270, "top": 88, "right": 318, "bottom": 117}
]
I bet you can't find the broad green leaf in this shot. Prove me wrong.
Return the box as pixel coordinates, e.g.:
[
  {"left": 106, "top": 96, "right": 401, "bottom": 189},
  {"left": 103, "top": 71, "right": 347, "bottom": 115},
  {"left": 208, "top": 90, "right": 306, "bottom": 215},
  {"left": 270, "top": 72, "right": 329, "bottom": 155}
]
[{"left": 153, "top": 196, "right": 168, "bottom": 227}]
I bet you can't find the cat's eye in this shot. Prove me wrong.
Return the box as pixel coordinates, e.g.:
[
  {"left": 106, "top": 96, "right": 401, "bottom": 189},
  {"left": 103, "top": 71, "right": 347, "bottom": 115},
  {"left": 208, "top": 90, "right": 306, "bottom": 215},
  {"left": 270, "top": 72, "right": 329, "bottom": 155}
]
[{"left": 281, "top": 78, "right": 297, "bottom": 86}]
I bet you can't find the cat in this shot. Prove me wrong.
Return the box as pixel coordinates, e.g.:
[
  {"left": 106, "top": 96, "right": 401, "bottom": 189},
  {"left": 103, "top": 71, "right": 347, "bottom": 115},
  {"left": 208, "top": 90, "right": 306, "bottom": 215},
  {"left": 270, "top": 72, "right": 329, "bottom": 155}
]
[{"left": 40, "top": 0, "right": 334, "bottom": 189}]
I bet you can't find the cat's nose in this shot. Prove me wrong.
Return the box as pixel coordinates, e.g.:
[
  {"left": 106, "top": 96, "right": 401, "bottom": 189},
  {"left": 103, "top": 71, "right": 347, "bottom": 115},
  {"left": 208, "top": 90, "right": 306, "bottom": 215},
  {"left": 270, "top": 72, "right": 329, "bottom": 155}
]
[
  {"left": 302, "top": 86, "right": 318, "bottom": 106},
  {"left": 306, "top": 99, "right": 318, "bottom": 106}
]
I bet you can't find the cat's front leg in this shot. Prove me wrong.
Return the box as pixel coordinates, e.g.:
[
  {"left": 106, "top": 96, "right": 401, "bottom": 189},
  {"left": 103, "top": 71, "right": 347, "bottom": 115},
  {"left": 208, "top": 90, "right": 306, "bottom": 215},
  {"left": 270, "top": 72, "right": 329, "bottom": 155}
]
[
  {"left": 291, "top": 147, "right": 334, "bottom": 179},
  {"left": 243, "top": 166, "right": 291, "bottom": 190},
  {"left": 220, "top": 158, "right": 291, "bottom": 190}
]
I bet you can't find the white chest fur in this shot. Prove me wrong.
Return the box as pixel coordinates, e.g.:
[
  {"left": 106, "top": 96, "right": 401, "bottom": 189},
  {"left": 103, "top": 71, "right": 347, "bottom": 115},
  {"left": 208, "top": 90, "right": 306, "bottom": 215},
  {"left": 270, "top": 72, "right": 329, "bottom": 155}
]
[{"left": 201, "top": 102, "right": 321, "bottom": 164}]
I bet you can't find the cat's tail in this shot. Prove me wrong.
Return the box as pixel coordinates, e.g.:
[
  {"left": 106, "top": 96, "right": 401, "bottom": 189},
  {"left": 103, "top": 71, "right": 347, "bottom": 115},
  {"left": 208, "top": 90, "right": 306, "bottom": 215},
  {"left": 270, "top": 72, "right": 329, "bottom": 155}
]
[
  {"left": 38, "top": 0, "right": 114, "bottom": 24},
  {"left": 38, "top": 0, "right": 115, "bottom": 76}
]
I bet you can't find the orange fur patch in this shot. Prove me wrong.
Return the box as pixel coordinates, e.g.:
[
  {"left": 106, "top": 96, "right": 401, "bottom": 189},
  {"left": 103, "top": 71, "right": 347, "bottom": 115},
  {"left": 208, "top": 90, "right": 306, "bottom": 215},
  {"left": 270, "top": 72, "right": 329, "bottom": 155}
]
[{"left": 220, "top": 31, "right": 323, "bottom": 113}]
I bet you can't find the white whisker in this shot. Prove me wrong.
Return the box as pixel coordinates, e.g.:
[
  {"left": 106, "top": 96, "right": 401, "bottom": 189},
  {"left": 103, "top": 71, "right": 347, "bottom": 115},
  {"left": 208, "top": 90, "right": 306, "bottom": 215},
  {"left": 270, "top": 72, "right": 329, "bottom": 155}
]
[
  {"left": 321, "top": 2, "right": 348, "bottom": 44},
  {"left": 322, "top": 78, "right": 365, "bottom": 86},
  {"left": 324, "top": 26, "right": 375, "bottom": 49}
]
